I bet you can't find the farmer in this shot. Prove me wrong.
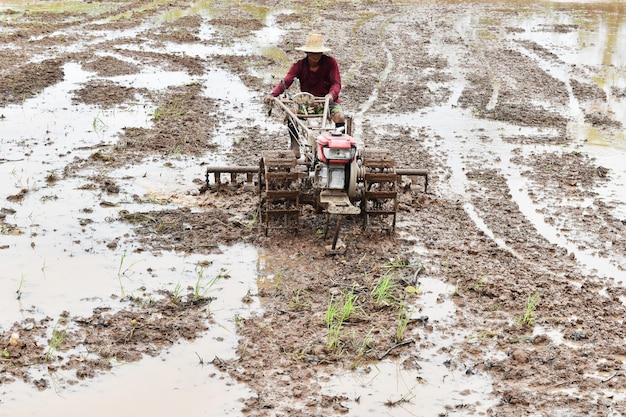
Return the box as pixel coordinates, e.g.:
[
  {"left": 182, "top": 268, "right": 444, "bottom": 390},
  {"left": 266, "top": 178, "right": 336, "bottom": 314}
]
[{"left": 264, "top": 33, "right": 346, "bottom": 146}]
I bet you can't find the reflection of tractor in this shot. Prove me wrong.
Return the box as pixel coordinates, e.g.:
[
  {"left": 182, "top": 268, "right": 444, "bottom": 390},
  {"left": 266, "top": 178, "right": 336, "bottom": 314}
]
[{"left": 205, "top": 92, "right": 428, "bottom": 253}]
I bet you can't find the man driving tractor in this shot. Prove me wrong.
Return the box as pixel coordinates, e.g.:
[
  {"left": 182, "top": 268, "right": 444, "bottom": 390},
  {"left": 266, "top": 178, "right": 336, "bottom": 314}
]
[{"left": 264, "top": 33, "right": 346, "bottom": 157}]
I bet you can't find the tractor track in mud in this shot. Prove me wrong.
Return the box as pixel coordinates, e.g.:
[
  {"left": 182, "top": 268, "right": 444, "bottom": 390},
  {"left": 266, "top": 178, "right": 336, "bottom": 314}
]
[{"left": 2, "top": 1, "right": 626, "bottom": 416}]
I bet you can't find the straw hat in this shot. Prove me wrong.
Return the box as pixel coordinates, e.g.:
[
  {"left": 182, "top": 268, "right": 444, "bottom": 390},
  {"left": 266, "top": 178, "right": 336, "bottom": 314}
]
[{"left": 295, "top": 33, "right": 331, "bottom": 53}]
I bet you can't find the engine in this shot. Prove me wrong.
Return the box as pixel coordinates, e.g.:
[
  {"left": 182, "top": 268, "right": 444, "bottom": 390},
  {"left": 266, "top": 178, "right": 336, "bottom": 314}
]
[{"left": 314, "top": 131, "right": 357, "bottom": 190}]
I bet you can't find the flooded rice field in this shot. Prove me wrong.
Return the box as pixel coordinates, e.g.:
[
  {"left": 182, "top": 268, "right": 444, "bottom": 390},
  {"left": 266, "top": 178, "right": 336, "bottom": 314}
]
[{"left": 1, "top": 0, "right": 626, "bottom": 416}]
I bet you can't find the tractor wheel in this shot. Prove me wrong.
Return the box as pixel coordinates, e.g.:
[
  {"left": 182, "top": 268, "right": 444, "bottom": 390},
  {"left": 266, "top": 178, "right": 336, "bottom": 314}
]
[
  {"left": 360, "top": 148, "right": 398, "bottom": 232},
  {"left": 259, "top": 150, "right": 301, "bottom": 235}
]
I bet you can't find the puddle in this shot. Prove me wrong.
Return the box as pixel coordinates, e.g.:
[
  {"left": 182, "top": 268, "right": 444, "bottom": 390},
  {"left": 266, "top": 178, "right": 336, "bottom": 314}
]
[{"left": 1, "top": 342, "right": 252, "bottom": 417}]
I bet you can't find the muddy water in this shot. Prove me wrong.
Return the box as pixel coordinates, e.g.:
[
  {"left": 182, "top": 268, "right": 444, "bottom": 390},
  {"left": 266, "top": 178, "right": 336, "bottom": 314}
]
[
  {"left": 1, "top": 245, "right": 259, "bottom": 417},
  {"left": 2, "top": 0, "right": 626, "bottom": 416},
  {"left": 380, "top": 0, "right": 626, "bottom": 280}
]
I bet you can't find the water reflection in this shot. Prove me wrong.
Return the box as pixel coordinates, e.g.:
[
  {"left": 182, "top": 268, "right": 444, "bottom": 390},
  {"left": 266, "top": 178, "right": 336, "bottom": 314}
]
[{"left": 458, "top": 0, "right": 626, "bottom": 137}]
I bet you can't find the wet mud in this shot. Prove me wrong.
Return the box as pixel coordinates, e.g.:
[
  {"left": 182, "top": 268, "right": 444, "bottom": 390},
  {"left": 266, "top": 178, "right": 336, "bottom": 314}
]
[{"left": 2, "top": 0, "right": 626, "bottom": 416}]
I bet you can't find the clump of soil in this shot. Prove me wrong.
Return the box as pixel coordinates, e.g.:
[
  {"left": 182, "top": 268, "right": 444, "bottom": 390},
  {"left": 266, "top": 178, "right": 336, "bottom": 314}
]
[{"left": 1, "top": 290, "right": 213, "bottom": 389}]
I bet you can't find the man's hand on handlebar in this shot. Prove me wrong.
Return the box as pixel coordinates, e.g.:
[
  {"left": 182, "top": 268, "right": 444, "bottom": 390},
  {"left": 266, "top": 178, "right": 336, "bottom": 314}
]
[{"left": 324, "top": 93, "right": 334, "bottom": 104}]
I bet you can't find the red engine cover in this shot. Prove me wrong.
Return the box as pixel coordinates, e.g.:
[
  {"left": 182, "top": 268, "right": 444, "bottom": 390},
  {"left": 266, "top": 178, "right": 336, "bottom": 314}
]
[{"left": 316, "top": 132, "right": 356, "bottom": 163}]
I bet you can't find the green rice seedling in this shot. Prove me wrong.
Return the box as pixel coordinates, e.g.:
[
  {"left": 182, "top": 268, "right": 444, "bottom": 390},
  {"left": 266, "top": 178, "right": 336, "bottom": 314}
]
[
  {"left": 193, "top": 267, "right": 224, "bottom": 301},
  {"left": 353, "top": 328, "right": 375, "bottom": 360},
  {"left": 27, "top": 212, "right": 38, "bottom": 238},
  {"left": 92, "top": 111, "right": 107, "bottom": 133},
  {"left": 371, "top": 273, "right": 398, "bottom": 305},
  {"left": 117, "top": 250, "right": 142, "bottom": 296},
  {"left": 271, "top": 269, "right": 287, "bottom": 294},
  {"left": 324, "top": 294, "right": 338, "bottom": 326},
  {"left": 468, "top": 330, "right": 499, "bottom": 340},
  {"left": 117, "top": 250, "right": 129, "bottom": 295},
  {"left": 234, "top": 314, "right": 246, "bottom": 330},
  {"left": 327, "top": 322, "right": 342, "bottom": 351},
  {"left": 153, "top": 102, "right": 185, "bottom": 122},
  {"left": 396, "top": 305, "right": 412, "bottom": 342},
  {"left": 325, "top": 289, "right": 360, "bottom": 351},
  {"left": 167, "top": 143, "right": 181, "bottom": 156},
  {"left": 248, "top": 206, "right": 260, "bottom": 230},
  {"left": 152, "top": 107, "right": 163, "bottom": 121},
  {"left": 516, "top": 292, "right": 540, "bottom": 325},
  {"left": 325, "top": 294, "right": 342, "bottom": 350},
  {"left": 193, "top": 267, "right": 207, "bottom": 300},
  {"left": 292, "top": 345, "right": 313, "bottom": 362},
  {"left": 471, "top": 275, "right": 487, "bottom": 293},
  {"left": 172, "top": 282, "right": 183, "bottom": 304},
  {"left": 381, "top": 256, "right": 412, "bottom": 271},
  {"left": 288, "top": 288, "right": 311, "bottom": 310},
  {"left": 45, "top": 321, "right": 67, "bottom": 361},
  {"left": 340, "top": 289, "right": 359, "bottom": 320},
  {"left": 449, "top": 279, "right": 461, "bottom": 297}
]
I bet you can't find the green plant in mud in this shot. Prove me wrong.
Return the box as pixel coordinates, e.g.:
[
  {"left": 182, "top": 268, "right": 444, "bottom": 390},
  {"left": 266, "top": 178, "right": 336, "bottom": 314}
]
[
  {"left": 167, "top": 143, "right": 181, "bottom": 156},
  {"left": 292, "top": 345, "right": 313, "bottom": 362},
  {"left": 247, "top": 206, "right": 260, "bottom": 230},
  {"left": 350, "top": 328, "right": 375, "bottom": 369},
  {"left": 325, "top": 288, "right": 360, "bottom": 351},
  {"left": 27, "top": 212, "right": 39, "bottom": 238},
  {"left": 448, "top": 278, "right": 461, "bottom": 298},
  {"left": 93, "top": 112, "right": 107, "bottom": 135},
  {"left": 11, "top": 168, "right": 31, "bottom": 190},
  {"left": 266, "top": 268, "right": 287, "bottom": 296},
  {"left": 45, "top": 321, "right": 67, "bottom": 361},
  {"left": 193, "top": 267, "right": 207, "bottom": 300},
  {"left": 468, "top": 330, "right": 500, "bottom": 340},
  {"left": 325, "top": 296, "right": 342, "bottom": 351},
  {"left": 117, "top": 250, "right": 142, "bottom": 297},
  {"left": 470, "top": 275, "right": 488, "bottom": 293},
  {"left": 193, "top": 267, "right": 226, "bottom": 301},
  {"left": 516, "top": 292, "right": 540, "bottom": 326},
  {"left": 371, "top": 273, "right": 399, "bottom": 306},
  {"left": 152, "top": 101, "right": 185, "bottom": 122},
  {"left": 396, "top": 304, "right": 412, "bottom": 342},
  {"left": 288, "top": 288, "right": 311, "bottom": 310},
  {"left": 234, "top": 314, "right": 246, "bottom": 330},
  {"left": 381, "top": 256, "right": 414, "bottom": 272},
  {"left": 171, "top": 282, "right": 184, "bottom": 304}
]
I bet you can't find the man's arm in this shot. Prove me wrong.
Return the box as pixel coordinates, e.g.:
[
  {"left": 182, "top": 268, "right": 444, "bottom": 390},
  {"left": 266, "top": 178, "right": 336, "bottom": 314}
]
[
  {"left": 326, "top": 56, "right": 342, "bottom": 103},
  {"left": 270, "top": 61, "right": 302, "bottom": 97}
]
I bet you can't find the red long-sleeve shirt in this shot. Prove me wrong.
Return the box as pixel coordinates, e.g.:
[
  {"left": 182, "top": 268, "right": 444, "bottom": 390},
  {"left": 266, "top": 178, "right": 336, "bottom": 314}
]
[{"left": 270, "top": 55, "right": 342, "bottom": 103}]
